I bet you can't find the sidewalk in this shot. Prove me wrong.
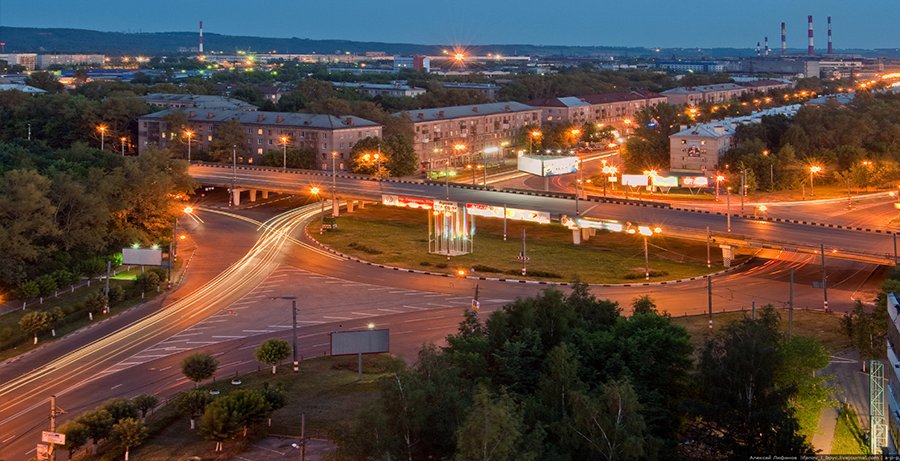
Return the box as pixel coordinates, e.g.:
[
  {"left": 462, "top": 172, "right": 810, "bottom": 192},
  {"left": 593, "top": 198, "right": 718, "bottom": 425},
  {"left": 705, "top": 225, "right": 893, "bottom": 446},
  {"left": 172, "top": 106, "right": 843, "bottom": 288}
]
[
  {"left": 812, "top": 406, "right": 840, "bottom": 453},
  {"left": 815, "top": 349, "right": 870, "bottom": 454}
]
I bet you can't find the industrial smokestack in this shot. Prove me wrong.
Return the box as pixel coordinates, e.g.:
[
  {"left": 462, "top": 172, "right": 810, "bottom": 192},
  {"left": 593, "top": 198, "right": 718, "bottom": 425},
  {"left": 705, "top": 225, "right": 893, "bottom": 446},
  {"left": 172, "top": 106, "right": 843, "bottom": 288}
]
[
  {"left": 827, "top": 16, "right": 833, "bottom": 54},
  {"left": 781, "top": 22, "right": 787, "bottom": 55},
  {"left": 764, "top": 36, "right": 770, "bottom": 56},
  {"left": 756, "top": 41, "right": 761, "bottom": 56},
  {"left": 199, "top": 20, "right": 204, "bottom": 53},
  {"left": 808, "top": 15, "right": 814, "bottom": 56}
]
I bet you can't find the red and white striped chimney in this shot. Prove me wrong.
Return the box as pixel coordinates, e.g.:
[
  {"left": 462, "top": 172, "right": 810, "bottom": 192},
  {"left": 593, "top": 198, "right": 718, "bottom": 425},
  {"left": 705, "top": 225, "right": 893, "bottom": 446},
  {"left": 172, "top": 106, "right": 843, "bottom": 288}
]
[
  {"left": 827, "top": 16, "right": 833, "bottom": 54},
  {"left": 781, "top": 22, "right": 787, "bottom": 55},
  {"left": 199, "top": 20, "right": 204, "bottom": 53},
  {"left": 807, "top": 15, "right": 814, "bottom": 56}
]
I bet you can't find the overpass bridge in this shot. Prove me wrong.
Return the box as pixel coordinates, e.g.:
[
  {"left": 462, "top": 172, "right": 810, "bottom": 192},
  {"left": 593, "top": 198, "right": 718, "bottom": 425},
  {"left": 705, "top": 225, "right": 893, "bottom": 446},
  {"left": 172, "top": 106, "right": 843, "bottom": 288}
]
[{"left": 189, "top": 163, "right": 899, "bottom": 266}]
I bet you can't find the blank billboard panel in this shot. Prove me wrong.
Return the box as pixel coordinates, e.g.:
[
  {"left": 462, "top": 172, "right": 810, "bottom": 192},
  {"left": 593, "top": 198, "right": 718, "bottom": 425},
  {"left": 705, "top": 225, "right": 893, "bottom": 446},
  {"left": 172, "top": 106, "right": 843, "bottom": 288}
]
[
  {"left": 331, "top": 329, "right": 390, "bottom": 356},
  {"left": 122, "top": 248, "right": 163, "bottom": 266}
]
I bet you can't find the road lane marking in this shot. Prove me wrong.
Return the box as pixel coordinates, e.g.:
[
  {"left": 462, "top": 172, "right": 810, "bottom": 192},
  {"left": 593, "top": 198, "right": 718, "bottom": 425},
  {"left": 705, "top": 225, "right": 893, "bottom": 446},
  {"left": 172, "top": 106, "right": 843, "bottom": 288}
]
[
  {"left": 403, "top": 316, "right": 446, "bottom": 323},
  {"left": 211, "top": 335, "right": 246, "bottom": 339},
  {"left": 351, "top": 312, "right": 377, "bottom": 316},
  {"left": 267, "top": 325, "right": 294, "bottom": 329},
  {"left": 111, "top": 384, "right": 122, "bottom": 390},
  {"left": 313, "top": 343, "right": 329, "bottom": 347},
  {"left": 394, "top": 330, "right": 414, "bottom": 335},
  {"left": 242, "top": 329, "right": 275, "bottom": 333},
  {"left": 402, "top": 305, "right": 429, "bottom": 310},
  {"left": 323, "top": 316, "right": 351, "bottom": 320},
  {"left": 297, "top": 320, "right": 325, "bottom": 324},
  {"left": 377, "top": 308, "right": 403, "bottom": 313},
  {"left": 158, "top": 366, "right": 172, "bottom": 372}
]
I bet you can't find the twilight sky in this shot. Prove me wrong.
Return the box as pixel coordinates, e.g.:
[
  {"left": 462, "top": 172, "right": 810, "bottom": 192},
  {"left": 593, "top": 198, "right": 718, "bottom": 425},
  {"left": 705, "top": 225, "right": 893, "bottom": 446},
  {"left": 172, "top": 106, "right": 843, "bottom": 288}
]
[{"left": 1, "top": 0, "right": 898, "bottom": 49}]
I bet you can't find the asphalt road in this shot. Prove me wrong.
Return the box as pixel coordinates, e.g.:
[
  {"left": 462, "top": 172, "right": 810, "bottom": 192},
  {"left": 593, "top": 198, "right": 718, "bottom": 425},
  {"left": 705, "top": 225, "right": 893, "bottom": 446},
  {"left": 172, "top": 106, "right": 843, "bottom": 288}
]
[
  {"left": 189, "top": 164, "right": 898, "bottom": 262},
  {"left": 0, "top": 191, "right": 885, "bottom": 460}
]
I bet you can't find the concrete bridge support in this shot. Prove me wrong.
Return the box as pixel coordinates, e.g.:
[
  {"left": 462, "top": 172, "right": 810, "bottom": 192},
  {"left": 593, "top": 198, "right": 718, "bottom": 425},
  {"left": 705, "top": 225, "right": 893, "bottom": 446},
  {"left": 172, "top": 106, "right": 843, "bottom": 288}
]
[
  {"left": 249, "top": 190, "right": 257, "bottom": 202},
  {"left": 262, "top": 190, "right": 269, "bottom": 199}
]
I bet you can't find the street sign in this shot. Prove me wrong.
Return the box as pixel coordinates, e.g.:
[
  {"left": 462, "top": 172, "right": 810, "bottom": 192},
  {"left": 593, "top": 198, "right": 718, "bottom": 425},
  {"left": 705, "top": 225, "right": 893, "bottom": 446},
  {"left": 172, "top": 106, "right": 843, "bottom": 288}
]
[
  {"left": 516, "top": 253, "right": 530, "bottom": 262},
  {"left": 36, "top": 444, "right": 50, "bottom": 460},
  {"left": 42, "top": 431, "right": 66, "bottom": 445}
]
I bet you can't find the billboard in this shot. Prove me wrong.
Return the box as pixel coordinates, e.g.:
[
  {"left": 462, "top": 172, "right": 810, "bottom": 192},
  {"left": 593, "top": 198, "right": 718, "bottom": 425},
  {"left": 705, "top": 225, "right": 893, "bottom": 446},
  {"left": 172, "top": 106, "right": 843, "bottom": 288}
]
[
  {"left": 562, "top": 217, "right": 625, "bottom": 233},
  {"left": 122, "top": 248, "right": 162, "bottom": 266},
  {"left": 681, "top": 176, "right": 710, "bottom": 188},
  {"left": 382, "top": 194, "right": 434, "bottom": 209},
  {"left": 651, "top": 176, "right": 679, "bottom": 188},
  {"left": 465, "top": 203, "right": 551, "bottom": 224},
  {"left": 517, "top": 155, "right": 578, "bottom": 177},
  {"left": 620, "top": 174, "right": 649, "bottom": 186},
  {"left": 331, "top": 329, "right": 390, "bottom": 356}
]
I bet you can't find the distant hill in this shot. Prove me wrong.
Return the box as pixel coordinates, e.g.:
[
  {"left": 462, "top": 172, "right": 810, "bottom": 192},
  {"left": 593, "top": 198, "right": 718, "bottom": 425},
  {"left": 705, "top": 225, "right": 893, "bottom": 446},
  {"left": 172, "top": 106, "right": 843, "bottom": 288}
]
[
  {"left": 0, "top": 26, "right": 658, "bottom": 57},
  {"left": 0, "top": 26, "right": 891, "bottom": 59}
]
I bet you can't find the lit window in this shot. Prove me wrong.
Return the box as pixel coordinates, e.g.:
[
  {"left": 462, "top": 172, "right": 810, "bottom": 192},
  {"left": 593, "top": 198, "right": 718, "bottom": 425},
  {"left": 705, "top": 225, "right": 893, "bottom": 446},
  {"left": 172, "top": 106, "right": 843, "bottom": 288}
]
[{"left": 257, "top": 128, "right": 263, "bottom": 135}]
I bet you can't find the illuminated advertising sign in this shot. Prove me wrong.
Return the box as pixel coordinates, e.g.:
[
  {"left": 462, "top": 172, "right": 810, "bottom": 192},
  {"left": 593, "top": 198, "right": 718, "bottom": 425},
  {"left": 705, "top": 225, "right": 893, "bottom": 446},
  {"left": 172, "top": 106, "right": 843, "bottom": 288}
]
[
  {"left": 382, "top": 194, "right": 434, "bottom": 209},
  {"left": 517, "top": 155, "right": 579, "bottom": 177},
  {"left": 620, "top": 174, "right": 649, "bottom": 186},
  {"left": 651, "top": 176, "right": 679, "bottom": 188},
  {"left": 465, "top": 203, "right": 551, "bottom": 224},
  {"left": 681, "top": 176, "right": 710, "bottom": 188},
  {"left": 433, "top": 200, "right": 459, "bottom": 213}
]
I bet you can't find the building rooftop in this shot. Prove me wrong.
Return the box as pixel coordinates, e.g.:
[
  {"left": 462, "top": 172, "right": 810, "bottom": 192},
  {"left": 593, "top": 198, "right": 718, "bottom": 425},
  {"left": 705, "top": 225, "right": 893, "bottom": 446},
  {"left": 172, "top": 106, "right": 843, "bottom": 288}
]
[
  {"left": 141, "top": 109, "right": 381, "bottom": 130},
  {"left": 526, "top": 96, "right": 591, "bottom": 108},
  {"left": 661, "top": 83, "right": 745, "bottom": 95},
  {"left": 397, "top": 101, "right": 537, "bottom": 122},
  {"left": 672, "top": 104, "right": 801, "bottom": 138},
  {"left": 143, "top": 93, "right": 258, "bottom": 111},
  {"left": 581, "top": 90, "right": 665, "bottom": 104},
  {"left": 441, "top": 82, "right": 500, "bottom": 89},
  {"left": 331, "top": 81, "right": 425, "bottom": 92},
  {"left": 0, "top": 84, "right": 46, "bottom": 94}
]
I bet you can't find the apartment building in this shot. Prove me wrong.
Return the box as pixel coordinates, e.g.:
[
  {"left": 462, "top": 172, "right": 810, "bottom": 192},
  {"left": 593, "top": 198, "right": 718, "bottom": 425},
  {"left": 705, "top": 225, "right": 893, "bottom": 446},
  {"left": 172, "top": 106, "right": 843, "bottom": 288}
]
[
  {"left": 0, "top": 53, "right": 37, "bottom": 71},
  {"left": 138, "top": 109, "right": 382, "bottom": 169},
  {"left": 886, "top": 292, "right": 900, "bottom": 450},
  {"left": 527, "top": 90, "right": 666, "bottom": 129},
  {"left": 143, "top": 93, "right": 259, "bottom": 111},
  {"left": 37, "top": 54, "right": 105, "bottom": 69},
  {"left": 332, "top": 81, "right": 427, "bottom": 98},
  {"left": 661, "top": 81, "right": 793, "bottom": 106},
  {"left": 396, "top": 102, "right": 541, "bottom": 169}
]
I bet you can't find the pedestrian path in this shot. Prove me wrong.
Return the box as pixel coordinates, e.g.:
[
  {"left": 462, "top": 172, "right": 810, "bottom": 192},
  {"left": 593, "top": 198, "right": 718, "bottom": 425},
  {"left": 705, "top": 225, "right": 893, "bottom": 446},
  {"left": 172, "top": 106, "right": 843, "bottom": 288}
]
[{"left": 812, "top": 406, "right": 839, "bottom": 453}]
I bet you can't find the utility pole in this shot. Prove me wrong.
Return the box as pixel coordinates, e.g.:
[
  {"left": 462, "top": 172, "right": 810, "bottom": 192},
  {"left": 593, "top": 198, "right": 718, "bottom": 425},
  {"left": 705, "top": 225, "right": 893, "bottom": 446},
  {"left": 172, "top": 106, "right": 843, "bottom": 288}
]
[
  {"left": 520, "top": 228, "right": 528, "bottom": 276},
  {"left": 740, "top": 168, "right": 746, "bottom": 214},
  {"left": 445, "top": 161, "right": 450, "bottom": 200},
  {"left": 751, "top": 300, "right": 756, "bottom": 320},
  {"left": 788, "top": 268, "right": 794, "bottom": 337},
  {"left": 707, "top": 275, "right": 713, "bottom": 330},
  {"left": 503, "top": 204, "right": 508, "bottom": 241},
  {"left": 821, "top": 244, "right": 829, "bottom": 312},
  {"left": 27, "top": 123, "right": 31, "bottom": 141},
  {"left": 291, "top": 298, "right": 299, "bottom": 372},
  {"left": 331, "top": 153, "right": 338, "bottom": 217},
  {"left": 48, "top": 394, "right": 60, "bottom": 461},
  {"left": 706, "top": 226, "right": 711, "bottom": 268},
  {"left": 471, "top": 284, "right": 480, "bottom": 315},
  {"left": 726, "top": 188, "right": 732, "bottom": 232},
  {"left": 230, "top": 145, "right": 236, "bottom": 207}
]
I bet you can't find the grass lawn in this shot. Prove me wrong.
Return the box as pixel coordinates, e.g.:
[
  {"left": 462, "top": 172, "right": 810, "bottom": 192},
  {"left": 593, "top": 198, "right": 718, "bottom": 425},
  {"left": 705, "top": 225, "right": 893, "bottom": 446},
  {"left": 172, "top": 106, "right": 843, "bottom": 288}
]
[
  {"left": 671, "top": 308, "right": 850, "bottom": 354},
  {"left": 0, "top": 278, "right": 163, "bottom": 362},
  {"left": 831, "top": 403, "right": 868, "bottom": 455},
  {"left": 104, "top": 354, "right": 401, "bottom": 461},
  {"left": 313, "top": 205, "right": 733, "bottom": 284}
]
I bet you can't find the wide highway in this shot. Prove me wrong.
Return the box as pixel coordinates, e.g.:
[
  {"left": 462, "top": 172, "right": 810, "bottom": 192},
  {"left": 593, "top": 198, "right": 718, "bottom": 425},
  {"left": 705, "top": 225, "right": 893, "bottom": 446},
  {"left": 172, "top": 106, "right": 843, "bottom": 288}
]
[{"left": 190, "top": 164, "right": 898, "bottom": 263}]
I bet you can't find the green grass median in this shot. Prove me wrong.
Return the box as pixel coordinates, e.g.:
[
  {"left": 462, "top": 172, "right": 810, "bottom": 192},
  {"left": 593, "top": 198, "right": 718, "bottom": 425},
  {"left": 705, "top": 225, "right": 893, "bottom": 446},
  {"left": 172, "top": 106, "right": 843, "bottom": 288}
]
[{"left": 313, "top": 204, "right": 737, "bottom": 284}]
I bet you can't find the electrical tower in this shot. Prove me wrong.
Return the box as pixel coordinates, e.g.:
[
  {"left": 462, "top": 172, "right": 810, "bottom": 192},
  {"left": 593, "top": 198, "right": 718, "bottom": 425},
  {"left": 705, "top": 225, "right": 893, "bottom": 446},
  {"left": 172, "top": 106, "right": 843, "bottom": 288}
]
[{"left": 870, "top": 360, "right": 887, "bottom": 455}]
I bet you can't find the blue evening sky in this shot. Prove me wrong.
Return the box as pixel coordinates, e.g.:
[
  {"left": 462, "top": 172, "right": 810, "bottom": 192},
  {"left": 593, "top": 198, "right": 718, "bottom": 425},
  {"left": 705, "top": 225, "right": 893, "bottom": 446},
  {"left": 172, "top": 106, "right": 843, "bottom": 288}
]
[{"left": 1, "top": 0, "right": 898, "bottom": 49}]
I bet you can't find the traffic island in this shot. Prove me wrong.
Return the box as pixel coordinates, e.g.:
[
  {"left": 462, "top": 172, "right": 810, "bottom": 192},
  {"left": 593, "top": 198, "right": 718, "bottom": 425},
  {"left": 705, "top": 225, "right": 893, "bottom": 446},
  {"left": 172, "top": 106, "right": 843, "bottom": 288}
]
[{"left": 311, "top": 204, "right": 746, "bottom": 284}]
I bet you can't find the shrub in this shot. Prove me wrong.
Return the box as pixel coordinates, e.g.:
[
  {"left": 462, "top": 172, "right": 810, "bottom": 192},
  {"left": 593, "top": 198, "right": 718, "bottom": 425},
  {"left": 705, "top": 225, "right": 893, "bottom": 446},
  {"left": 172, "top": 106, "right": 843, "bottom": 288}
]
[
  {"left": 34, "top": 275, "right": 58, "bottom": 296},
  {"left": 83, "top": 290, "right": 108, "bottom": 315},
  {"left": 16, "top": 280, "right": 40, "bottom": 299},
  {"left": 419, "top": 261, "right": 432, "bottom": 267},
  {"left": 504, "top": 269, "right": 562, "bottom": 279},
  {"left": 623, "top": 270, "right": 669, "bottom": 280},
  {"left": 147, "top": 267, "right": 168, "bottom": 282},
  {"left": 135, "top": 272, "right": 160, "bottom": 292},
  {"left": 52, "top": 270, "right": 78, "bottom": 286},
  {"left": 78, "top": 257, "right": 107, "bottom": 278},
  {"left": 348, "top": 242, "right": 383, "bottom": 254},
  {"left": 435, "top": 262, "right": 449, "bottom": 269},
  {"left": 108, "top": 285, "right": 126, "bottom": 305},
  {"left": 471, "top": 264, "right": 503, "bottom": 273}
]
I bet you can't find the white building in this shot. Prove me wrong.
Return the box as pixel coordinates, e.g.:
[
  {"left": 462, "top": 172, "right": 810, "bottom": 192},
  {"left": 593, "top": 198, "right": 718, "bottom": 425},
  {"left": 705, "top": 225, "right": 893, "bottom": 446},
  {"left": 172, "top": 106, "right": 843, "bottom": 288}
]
[{"left": 37, "top": 54, "right": 105, "bottom": 69}]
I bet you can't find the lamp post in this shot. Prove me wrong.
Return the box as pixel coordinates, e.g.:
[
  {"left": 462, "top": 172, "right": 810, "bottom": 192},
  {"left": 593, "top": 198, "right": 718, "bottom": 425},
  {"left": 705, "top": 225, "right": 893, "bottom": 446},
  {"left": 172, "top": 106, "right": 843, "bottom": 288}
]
[
  {"left": 715, "top": 174, "right": 725, "bottom": 200},
  {"left": 726, "top": 186, "right": 732, "bottom": 232},
  {"left": 230, "top": 145, "right": 237, "bottom": 207},
  {"left": 280, "top": 135, "right": 289, "bottom": 170},
  {"left": 169, "top": 206, "right": 194, "bottom": 289},
  {"left": 120, "top": 137, "right": 127, "bottom": 156},
  {"left": 374, "top": 153, "right": 381, "bottom": 179},
  {"left": 634, "top": 226, "right": 662, "bottom": 280},
  {"left": 809, "top": 165, "right": 822, "bottom": 196},
  {"left": 271, "top": 296, "right": 300, "bottom": 372},
  {"left": 529, "top": 130, "right": 541, "bottom": 155},
  {"left": 184, "top": 130, "right": 194, "bottom": 162},
  {"left": 311, "top": 187, "right": 324, "bottom": 233},
  {"left": 331, "top": 152, "right": 338, "bottom": 217},
  {"left": 762, "top": 149, "right": 773, "bottom": 189},
  {"left": 445, "top": 160, "right": 450, "bottom": 200},
  {"left": 97, "top": 125, "right": 107, "bottom": 151}
]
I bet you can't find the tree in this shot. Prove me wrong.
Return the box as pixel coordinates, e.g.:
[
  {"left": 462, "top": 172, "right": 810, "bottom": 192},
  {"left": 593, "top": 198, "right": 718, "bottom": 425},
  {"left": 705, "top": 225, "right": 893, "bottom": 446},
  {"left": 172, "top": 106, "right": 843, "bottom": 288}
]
[
  {"left": 181, "top": 352, "right": 219, "bottom": 386},
  {"left": 103, "top": 398, "right": 139, "bottom": 422},
  {"left": 59, "top": 421, "right": 89, "bottom": 460},
  {"left": 132, "top": 394, "right": 159, "bottom": 421},
  {"left": 75, "top": 409, "right": 115, "bottom": 453},
  {"left": 349, "top": 136, "right": 386, "bottom": 176},
  {"left": 259, "top": 147, "right": 317, "bottom": 169},
  {"left": 112, "top": 417, "right": 147, "bottom": 461},
  {"left": 630, "top": 295, "right": 657, "bottom": 315},
  {"left": 840, "top": 300, "right": 888, "bottom": 370},
  {"left": 199, "top": 400, "right": 240, "bottom": 452},
  {"left": 175, "top": 389, "right": 213, "bottom": 430},
  {"left": 0, "top": 169, "right": 58, "bottom": 285},
  {"left": 570, "top": 380, "right": 649, "bottom": 461},
  {"left": 208, "top": 118, "right": 246, "bottom": 162},
  {"left": 19, "top": 311, "right": 52, "bottom": 344},
  {"left": 385, "top": 134, "right": 418, "bottom": 177},
  {"left": 453, "top": 384, "right": 527, "bottom": 461},
  {"left": 688, "top": 308, "right": 813, "bottom": 458},
  {"left": 255, "top": 338, "right": 291, "bottom": 374},
  {"left": 25, "top": 71, "right": 64, "bottom": 93}
]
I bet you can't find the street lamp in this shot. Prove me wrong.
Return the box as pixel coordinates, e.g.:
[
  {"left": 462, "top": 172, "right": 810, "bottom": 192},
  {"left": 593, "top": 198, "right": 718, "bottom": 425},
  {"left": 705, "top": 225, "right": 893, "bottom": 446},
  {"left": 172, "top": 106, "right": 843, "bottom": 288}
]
[
  {"left": 602, "top": 164, "right": 618, "bottom": 197},
  {"left": 809, "top": 165, "right": 823, "bottom": 196},
  {"left": 280, "top": 135, "right": 289, "bottom": 170},
  {"left": 230, "top": 145, "right": 237, "bottom": 207},
  {"left": 311, "top": 187, "right": 325, "bottom": 233},
  {"left": 119, "top": 136, "right": 127, "bottom": 156},
  {"left": 715, "top": 174, "right": 725, "bottom": 200},
  {"left": 631, "top": 226, "right": 662, "bottom": 280},
  {"left": 331, "top": 152, "right": 338, "bottom": 217},
  {"left": 97, "top": 125, "right": 107, "bottom": 151},
  {"left": 169, "top": 206, "right": 194, "bottom": 288},
  {"left": 755, "top": 204, "right": 768, "bottom": 218},
  {"left": 184, "top": 130, "right": 194, "bottom": 162},
  {"left": 726, "top": 186, "right": 732, "bottom": 232},
  {"left": 374, "top": 153, "right": 381, "bottom": 179},
  {"left": 271, "top": 296, "right": 300, "bottom": 373},
  {"left": 529, "top": 130, "right": 541, "bottom": 155}
]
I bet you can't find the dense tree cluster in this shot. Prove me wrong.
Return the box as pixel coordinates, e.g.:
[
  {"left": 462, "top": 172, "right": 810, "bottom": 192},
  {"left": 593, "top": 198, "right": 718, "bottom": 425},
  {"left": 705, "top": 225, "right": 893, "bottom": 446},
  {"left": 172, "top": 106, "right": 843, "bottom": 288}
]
[
  {"left": 333, "top": 287, "right": 824, "bottom": 460},
  {"left": 0, "top": 142, "right": 194, "bottom": 290}
]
